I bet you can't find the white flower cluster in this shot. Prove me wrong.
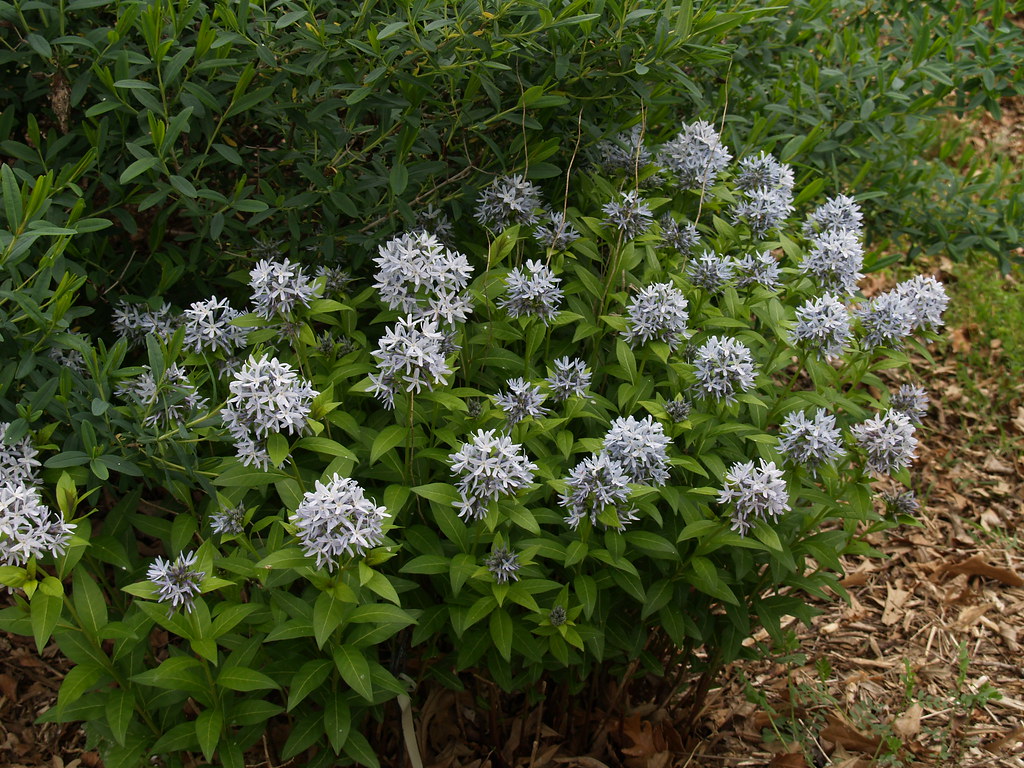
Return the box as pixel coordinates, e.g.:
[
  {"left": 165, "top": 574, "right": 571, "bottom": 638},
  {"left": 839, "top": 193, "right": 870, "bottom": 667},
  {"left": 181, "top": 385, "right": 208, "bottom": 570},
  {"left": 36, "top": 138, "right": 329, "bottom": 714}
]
[
  {"left": 718, "top": 459, "right": 791, "bottom": 536},
  {"left": 499, "top": 259, "right": 564, "bottom": 324},
  {"left": 475, "top": 174, "right": 544, "bottom": 229},
  {"left": 622, "top": 282, "right": 690, "bottom": 351},
  {"left": 369, "top": 316, "right": 454, "bottom": 408},
  {"left": 890, "top": 384, "right": 929, "bottom": 424},
  {"left": 115, "top": 364, "right": 209, "bottom": 427},
  {"left": 484, "top": 545, "right": 522, "bottom": 584},
  {"left": 693, "top": 336, "right": 758, "bottom": 404},
  {"left": 291, "top": 474, "right": 389, "bottom": 571},
  {"left": 657, "top": 119, "right": 732, "bottom": 190},
  {"left": 249, "top": 257, "right": 321, "bottom": 319},
  {"left": 602, "top": 190, "right": 654, "bottom": 240},
  {"left": 221, "top": 355, "right": 318, "bottom": 468},
  {"left": 0, "top": 424, "right": 75, "bottom": 567},
  {"left": 851, "top": 410, "right": 918, "bottom": 475},
  {"left": 735, "top": 251, "right": 782, "bottom": 291},
  {"left": 183, "top": 296, "right": 250, "bottom": 353},
  {"left": 147, "top": 551, "right": 205, "bottom": 614},
  {"left": 450, "top": 429, "right": 537, "bottom": 521},
  {"left": 373, "top": 231, "right": 474, "bottom": 325}
]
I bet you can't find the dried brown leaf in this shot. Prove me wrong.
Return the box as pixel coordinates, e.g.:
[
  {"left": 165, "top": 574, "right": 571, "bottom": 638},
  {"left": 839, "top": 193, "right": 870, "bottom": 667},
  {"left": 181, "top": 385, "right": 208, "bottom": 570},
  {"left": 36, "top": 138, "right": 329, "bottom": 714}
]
[
  {"left": 939, "top": 555, "right": 1024, "bottom": 587},
  {"left": 892, "top": 703, "right": 923, "bottom": 739},
  {"left": 819, "top": 714, "right": 882, "bottom": 754}
]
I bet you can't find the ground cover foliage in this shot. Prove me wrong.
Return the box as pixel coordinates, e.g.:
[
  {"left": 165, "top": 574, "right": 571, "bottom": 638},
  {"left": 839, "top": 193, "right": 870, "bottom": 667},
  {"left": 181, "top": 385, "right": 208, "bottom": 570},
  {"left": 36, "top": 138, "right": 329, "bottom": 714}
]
[{"left": 0, "top": 0, "right": 1020, "bottom": 766}]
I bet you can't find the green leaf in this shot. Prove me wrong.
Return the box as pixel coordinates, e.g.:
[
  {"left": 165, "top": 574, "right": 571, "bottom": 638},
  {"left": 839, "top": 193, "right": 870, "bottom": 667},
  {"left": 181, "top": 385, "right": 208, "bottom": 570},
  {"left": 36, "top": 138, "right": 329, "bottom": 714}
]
[
  {"left": 131, "top": 656, "right": 204, "bottom": 691},
  {"left": 313, "top": 590, "right": 347, "bottom": 649},
  {"left": 343, "top": 728, "right": 381, "bottom": 768},
  {"left": 574, "top": 574, "right": 597, "bottom": 619},
  {"left": 333, "top": 645, "right": 373, "bottom": 701},
  {"left": 689, "top": 557, "right": 738, "bottom": 605},
  {"left": 412, "top": 482, "right": 459, "bottom": 505},
  {"left": 212, "top": 462, "right": 288, "bottom": 487},
  {"left": 389, "top": 163, "right": 408, "bottom": 195},
  {"left": 641, "top": 578, "right": 674, "bottom": 620},
  {"left": 324, "top": 691, "right": 351, "bottom": 754},
  {"left": 267, "top": 432, "right": 290, "bottom": 467},
  {"left": 106, "top": 687, "right": 133, "bottom": 746},
  {"left": 30, "top": 592, "right": 62, "bottom": 653},
  {"left": 119, "top": 157, "right": 160, "bottom": 184},
  {"left": 371, "top": 424, "right": 407, "bottom": 464},
  {"left": 625, "top": 531, "right": 679, "bottom": 560},
  {"left": 195, "top": 707, "right": 223, "bottom": 762},
  {"left": 57, "top": 663, "right": 103, "bottom": 710},
  {"left": 217, "top": 666, "right": 279, "bottom": 692},
  {"left": 287, "top": 659, "right": 333, "bottom": 711},
  {"left": 72, "top": 570, "right": 108, "bottom": 637},
  {"left": 489, "top": 608, "right": 513, "bottom": 661}
]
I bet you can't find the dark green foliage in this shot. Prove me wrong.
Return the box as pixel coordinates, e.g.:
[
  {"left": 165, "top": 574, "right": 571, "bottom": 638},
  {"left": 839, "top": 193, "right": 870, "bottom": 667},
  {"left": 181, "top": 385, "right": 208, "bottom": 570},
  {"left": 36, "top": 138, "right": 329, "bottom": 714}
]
[
  {"left": 0, "top": 0, "right": 771, "bottom": 301},
  {"left": 716, "top": 0, "right": 1024, "bottom": 269}
]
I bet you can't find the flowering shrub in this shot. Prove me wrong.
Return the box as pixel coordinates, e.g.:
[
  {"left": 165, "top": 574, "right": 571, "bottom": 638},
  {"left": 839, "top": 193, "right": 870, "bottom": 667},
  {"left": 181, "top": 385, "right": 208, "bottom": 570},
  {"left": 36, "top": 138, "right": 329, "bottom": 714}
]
[{"left": 0, "top": 121, "right": 949, "bottom": 766}]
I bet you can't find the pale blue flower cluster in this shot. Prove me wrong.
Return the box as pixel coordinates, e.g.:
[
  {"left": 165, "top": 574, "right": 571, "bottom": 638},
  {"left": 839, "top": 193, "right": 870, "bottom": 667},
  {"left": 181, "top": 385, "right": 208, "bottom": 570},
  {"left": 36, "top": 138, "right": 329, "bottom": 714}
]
[
  {"left": 733, "top": 154, "right": 794, "bottom": 237},
  {"left": 499, "top": 259, "right": 564, "bottom": 324},
  {"left": 851, "top": 411, "right": 918, "bottom": 475},
  {"left": 890, "top": 384, "right": 929, "bottom": 424},
  {"left": 495, "top": 377, "right": 549, "bottom": 428},
  {"left": 800, "top": 229, "right": 865, "bottom": 297},
  {"left": 369, "top": 316, "right": 454, "bottom": 408},
  {"left": 791, "top": 294, "right": 853, "bottom": 359},
  {"left": 602, "top": 415, "right": 671, "bottom": 485},
  {"left": 559, "top": 452, "right": 637, "bottom": 531},
  {"left": 735, "top": 251, "right": 782, "bottom": 291},
  {"left": 658, "top": 120, "right": 732, "bottom": 190},
  {"left": 778, "top": 408, "right": 846, "bottom": 473},
  {"left": 545, "top": 357, "right": 592, "bottom": 402},
  {"left": 147, "top": 551, "right": 204, "bottom": 614},
  {"left": 450, "top": 429, "right": 537, "bottom": 521},
  {"left": 210, "top": 505, "right": 245, "bottom": 536},
  {"left": 183, "top": 296, "right": 250, "bottom": 354},
  {"left": 718, "top": 459, "right": 791, "bottom": 536},
  {"left": 856, "top": 290, "right": 915, "bottom": 349},
  {"left": 112, "top": 300, "right": 177, "bottom": 347},
  {"left": 475, "top": 174, "right": 544, "bottom": 229},
  {"left": 803, "top": 194, "right": 864, "bottom": 236},
  {"left": 663, "top": 397, "right": 692, "bottom": 423},
  {"left": 687, "top": 250, "right": 735, "bottom": 294},
  {"left": 534, "top": 212, "right": 581, "bottom": 251},
  {"left": 249, "top": 257, "right": 321, "bottom": 319},
  {"left": 693, "top": 336, "right": 757, "bottom": 404},
  {"left": 116, "top": 364, "right": 209, "bottom": 427},
  {"left": 291, "top": 474, "right": 389, "bottom": 571},
  {"left": 659, "top": 216, "right": 700, "bottom": 255},
  {"left": 222, "top": 355, "right": 318, "bottom": 468},
  {"left": 485, "top": 545, "right": 521, "bottom": 583},
  {"left": 0, "top": 424, "right": 74, "bottom": 567},
  {"left": 0, "top": 422, "right": 40, "bottom": 485},
  {"left": 596, "top": 125, "right": 653, "bottom": 173},
  {"left": 0, "top": 481, "right": 76, "bottom": 566},
  {"left": 622, "top": 282, "right": 690, "bottom": 351},
  {"left": 373, "top": 231, "right": 474, "bottom": 325},
  {"left": 895, "top": 275, "right": 949, "bottom": 333},
  {"left": 602, "top": 190, "right": 654, "bottom": 240}
]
